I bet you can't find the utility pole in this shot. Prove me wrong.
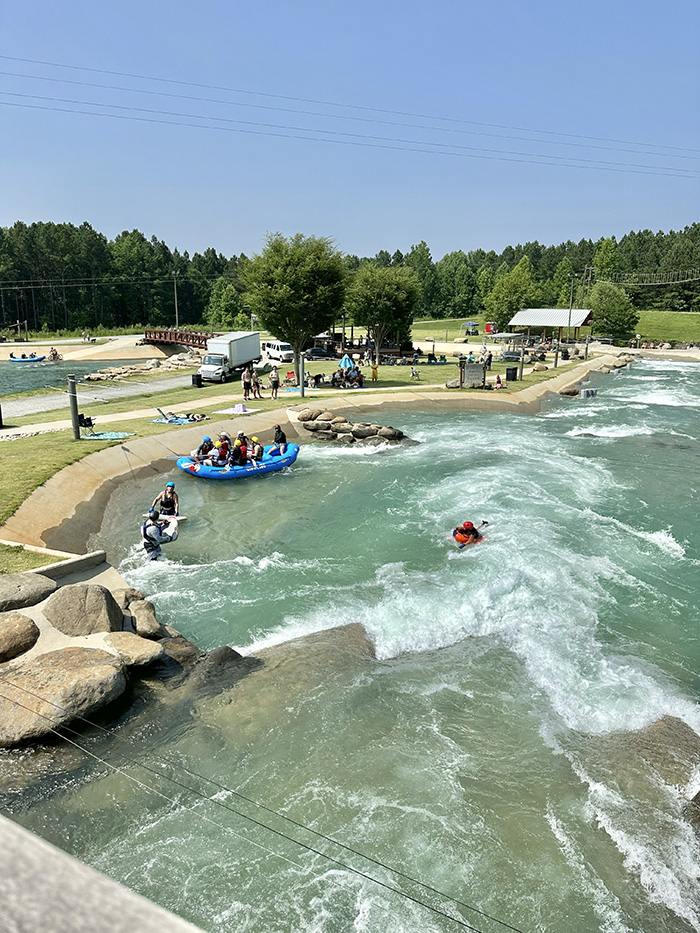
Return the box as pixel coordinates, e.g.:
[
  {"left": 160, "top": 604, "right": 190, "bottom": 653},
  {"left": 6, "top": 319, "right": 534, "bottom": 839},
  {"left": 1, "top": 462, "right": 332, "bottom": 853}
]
[
  {"left": 172, "top": 270, "right": 179, "bottom": 330},
  {"left": 567, "top": 272, "right": 579, "bottom": 342}
]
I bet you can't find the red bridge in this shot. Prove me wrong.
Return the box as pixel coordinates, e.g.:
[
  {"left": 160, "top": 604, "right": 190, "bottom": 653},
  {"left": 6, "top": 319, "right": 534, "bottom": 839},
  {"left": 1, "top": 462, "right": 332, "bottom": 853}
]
[{"left": 143, "top": 329, "right": 220, "bottom": 349}]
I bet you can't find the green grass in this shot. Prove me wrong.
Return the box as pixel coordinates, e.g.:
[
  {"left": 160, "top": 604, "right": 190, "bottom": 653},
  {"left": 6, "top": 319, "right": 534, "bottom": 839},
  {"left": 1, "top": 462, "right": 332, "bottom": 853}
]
[
  {"left": 0, "top": 543, "right": 67, "bottom": 573},
  {"left": 635, "top": 311, "right": 700, "bottom": 343}
]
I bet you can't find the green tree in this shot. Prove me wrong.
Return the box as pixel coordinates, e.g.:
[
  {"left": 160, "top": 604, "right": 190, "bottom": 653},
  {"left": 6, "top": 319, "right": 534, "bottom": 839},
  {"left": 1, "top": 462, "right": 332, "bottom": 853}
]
[
  {"left": 593, "top": 237, "right": 619, "bottom": 279},
  {"left": 589, "top": 282, "right": 638, "bottom": 337},
  {"left": 203, "top": 277, "right": 243, "bottom": 329},
  {"left": 345, "top": 265, "right": 420, "bottom": 363},
  {"left": 405, "top": 241, "right": 439, "bottom": 317},
  {"left": 552, "top": 257, "right": 574, "bottom": 307},
  {"left": 435, "top": 251, "right": 476, "bottom": 317},
  {"left": 241, "top": 233, "right": 345, "bottom": 370},
  {"left": 484, "top": 256, "right": 538, "bottom": 332}
]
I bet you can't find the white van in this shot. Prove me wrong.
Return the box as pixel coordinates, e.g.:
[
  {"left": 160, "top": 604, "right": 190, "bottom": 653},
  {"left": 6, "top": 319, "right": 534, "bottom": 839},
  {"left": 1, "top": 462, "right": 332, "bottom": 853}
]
[{"left": 262, "top": 339, "right": 294, "bottom": 363}]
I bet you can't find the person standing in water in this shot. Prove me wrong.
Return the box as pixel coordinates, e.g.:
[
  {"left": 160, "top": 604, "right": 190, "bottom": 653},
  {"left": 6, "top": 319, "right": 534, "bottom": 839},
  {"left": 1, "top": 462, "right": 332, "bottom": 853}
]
[{"left": 152, "top": 481, "right": 179, "bottom": 516}]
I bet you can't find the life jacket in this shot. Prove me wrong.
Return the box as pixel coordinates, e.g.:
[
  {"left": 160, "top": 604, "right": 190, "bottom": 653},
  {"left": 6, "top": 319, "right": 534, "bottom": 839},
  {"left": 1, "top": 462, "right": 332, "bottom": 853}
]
[
  {"left": 453, "top": 528, "right": 470, "bottom": 545},
  {"left": 219, "top": 440, "right": 230, "bottom": 458},
  {"left": 252, "top": 443, "right": 263, "bottom": 461},
  {"left": 239, "top": 444, "right": 248, "bottom": 461}
]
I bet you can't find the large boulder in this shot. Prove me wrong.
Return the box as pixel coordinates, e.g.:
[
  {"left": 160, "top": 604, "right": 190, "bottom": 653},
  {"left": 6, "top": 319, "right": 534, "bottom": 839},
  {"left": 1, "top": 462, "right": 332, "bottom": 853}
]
[
  {"left": 377, "top": 426, "right": 404, "bottom": 440},
  {"left": 112, "top": 586, "right": 145, "bottom": 611},
  {"left": 0, "top": 612, "right": 40, "bottom": 663},
  {"left": 315, "top": 411, "right": 336, "bottom": 422},
  {"left": 335, "top": 434, "right": 356, "bottom": 445},
  {"left": 331, "top": 422, "right": 353, "bottom": 434},
  {"left": 297, "top": 408, "right": 322, "bottom": 422},
  {"left": 303, "top": 421, "right": 333, "bottom": 433},
  {"left": 0, "top": 647, "right": 126, "bottom": 747},
  {"left": 351, "top": 424, "right": 379, "bottom": 439},
  {"left": 532, "top": 363, "right": 549, "bottom": 372},
  {"left": 559, "top": 386, "right": 580, "bottom": 397},
  {"left": 330, "top": 416, "right": 348, "bottom": 424},
  {"left": 129, "top": 599, "right": 164, "bottom": 639},
  {"left": 43, "top": 584, "right": 123, "bottom": 636},
  {"left": 104, "top": 632, "right": 166, "bottom": 667},
  {"left": 0, "top": 574, "right": 57, "bottom": 613}
]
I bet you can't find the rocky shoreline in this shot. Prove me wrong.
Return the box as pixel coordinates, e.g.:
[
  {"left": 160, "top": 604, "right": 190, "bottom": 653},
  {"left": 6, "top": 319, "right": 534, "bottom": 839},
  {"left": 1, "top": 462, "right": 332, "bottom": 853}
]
[
  {"left": 295, "top": 407, "right": 409, "bottom": 444},
  {"left": 0, "top": 572, "right": 240, "bottom": 748},
  {"left": 81, "top": 350, "right": 201, "bottom": 381}
]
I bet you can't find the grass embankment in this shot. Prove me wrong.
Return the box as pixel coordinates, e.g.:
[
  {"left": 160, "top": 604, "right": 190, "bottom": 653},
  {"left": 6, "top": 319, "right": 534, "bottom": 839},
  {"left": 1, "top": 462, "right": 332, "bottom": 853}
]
[{"left": 0, "top": 543, "right": 67, "bottom": 573}]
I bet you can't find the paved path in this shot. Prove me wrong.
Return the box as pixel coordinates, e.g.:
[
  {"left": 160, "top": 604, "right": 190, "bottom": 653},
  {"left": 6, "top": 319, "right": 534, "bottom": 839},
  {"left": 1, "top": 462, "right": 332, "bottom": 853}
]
[{"left": 1, "top": 374, "right": 192, "bottom": 420}]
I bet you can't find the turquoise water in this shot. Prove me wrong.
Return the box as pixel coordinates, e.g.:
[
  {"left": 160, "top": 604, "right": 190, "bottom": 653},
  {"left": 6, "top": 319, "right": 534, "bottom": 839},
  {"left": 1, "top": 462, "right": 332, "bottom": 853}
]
[
  {"left": 2, "top": 358, "right": 700, "bottom": 932},
  {"left": 0, "top": 359, "right": 140, "bottom": 396}
]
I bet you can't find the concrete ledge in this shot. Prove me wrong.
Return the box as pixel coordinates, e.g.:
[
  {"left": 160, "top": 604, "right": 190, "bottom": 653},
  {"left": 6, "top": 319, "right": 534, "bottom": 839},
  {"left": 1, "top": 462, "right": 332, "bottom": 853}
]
[
  {"left": 26, "top": 549, "right": 108, "bottom": 580},
  {"left": 0, "top": 815, "right": 202, "bottom": 933}
]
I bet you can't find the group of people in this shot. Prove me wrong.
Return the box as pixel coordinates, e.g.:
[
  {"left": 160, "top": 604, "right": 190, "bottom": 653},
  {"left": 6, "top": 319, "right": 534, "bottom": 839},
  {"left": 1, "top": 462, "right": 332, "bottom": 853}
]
[
  {"left": 330, "top": 367, "right": 364, "bottom": 388},
  {"left": 190, "top": 425, "right": 288, "bottom": 468}
]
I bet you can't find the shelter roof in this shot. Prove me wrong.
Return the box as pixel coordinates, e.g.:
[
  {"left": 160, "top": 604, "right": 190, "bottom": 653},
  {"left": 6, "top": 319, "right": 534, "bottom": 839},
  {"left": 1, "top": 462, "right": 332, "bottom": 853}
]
[{"left": 509, "top": 309, "right": 593, "bottom": 328}]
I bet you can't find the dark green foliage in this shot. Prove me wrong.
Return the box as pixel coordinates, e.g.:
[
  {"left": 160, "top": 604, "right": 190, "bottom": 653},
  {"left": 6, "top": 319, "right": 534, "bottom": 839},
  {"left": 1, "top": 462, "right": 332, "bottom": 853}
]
[
  {"left": 589, "top": 282, "right": 640, "bottom": 337},
  {"left": 345, "top": 264, "right": 420, "bottom": 359}
]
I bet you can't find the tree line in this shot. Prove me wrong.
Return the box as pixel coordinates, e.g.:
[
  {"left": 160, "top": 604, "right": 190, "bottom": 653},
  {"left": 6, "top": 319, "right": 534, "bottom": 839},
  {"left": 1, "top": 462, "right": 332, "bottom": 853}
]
[{"left": 0, "top": 220, "right": 698, "bottom": 338}]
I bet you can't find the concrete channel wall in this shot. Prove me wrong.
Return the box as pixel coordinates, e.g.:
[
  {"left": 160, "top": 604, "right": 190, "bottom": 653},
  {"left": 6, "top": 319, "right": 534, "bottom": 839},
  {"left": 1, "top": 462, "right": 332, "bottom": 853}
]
[{"left": 0, "top": 815, "right": 203, "bottom": 932}]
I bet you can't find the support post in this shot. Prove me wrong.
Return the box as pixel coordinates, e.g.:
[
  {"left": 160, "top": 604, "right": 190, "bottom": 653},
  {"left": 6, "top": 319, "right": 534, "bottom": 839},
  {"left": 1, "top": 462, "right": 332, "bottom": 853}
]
[
  {"left": 554, "top": 344, "right": 559, "bottom": 368},
  {"left": 299, "top": 354, "right": 305, "bottom": 399},
  {"left": 68, "top": 375, "right": 80, "bottom": 440},
  {"left": 518, "top": 346, "right": 525, "bottom": 381},
  {"left": 172, "top": 270, "right": 179, "bottom": 331},
  {"left": 585, "top": 336, "right": 590, "bottom": 360}
]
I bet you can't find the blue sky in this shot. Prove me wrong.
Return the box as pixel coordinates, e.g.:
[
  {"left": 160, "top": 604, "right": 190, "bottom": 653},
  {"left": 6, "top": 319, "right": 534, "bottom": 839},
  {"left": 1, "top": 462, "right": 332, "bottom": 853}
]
[{"left": 1, "top": 0, "right": 698, "bottom": 260}]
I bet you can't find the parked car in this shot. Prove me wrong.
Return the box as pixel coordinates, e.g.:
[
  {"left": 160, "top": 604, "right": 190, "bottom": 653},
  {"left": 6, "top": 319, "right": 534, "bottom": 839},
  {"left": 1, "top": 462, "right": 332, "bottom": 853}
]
[{"left": 304, "top": 347, "right": 334, "bottom": 360}]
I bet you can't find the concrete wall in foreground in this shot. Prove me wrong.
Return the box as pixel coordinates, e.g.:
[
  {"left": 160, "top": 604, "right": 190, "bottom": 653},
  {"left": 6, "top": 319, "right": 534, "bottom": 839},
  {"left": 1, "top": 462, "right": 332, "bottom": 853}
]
[{"left": 0, "top": 815, "right": 203, "bottom": 933}]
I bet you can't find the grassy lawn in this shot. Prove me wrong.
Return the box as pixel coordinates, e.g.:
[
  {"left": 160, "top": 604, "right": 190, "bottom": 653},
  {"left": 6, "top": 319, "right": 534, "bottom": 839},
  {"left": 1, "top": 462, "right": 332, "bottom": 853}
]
[
  {"left": 0, "top": 542, "right": 66, "bottom": 573},
  {"left": 635, "top": 311, "right": 700, "bottom": 343}
]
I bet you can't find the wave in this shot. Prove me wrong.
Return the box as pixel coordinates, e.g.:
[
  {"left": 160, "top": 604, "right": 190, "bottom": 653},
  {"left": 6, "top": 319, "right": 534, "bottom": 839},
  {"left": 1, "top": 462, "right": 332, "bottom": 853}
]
[{"left": 565, "top": 425, "right": 655, "bottom": 439}]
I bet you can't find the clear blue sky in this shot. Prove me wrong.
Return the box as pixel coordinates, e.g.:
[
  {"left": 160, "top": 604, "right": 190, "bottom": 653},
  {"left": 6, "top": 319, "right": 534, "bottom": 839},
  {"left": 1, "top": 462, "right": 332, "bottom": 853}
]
[{"left": 1, "top": 0, "right": 698, "bottom": 260}]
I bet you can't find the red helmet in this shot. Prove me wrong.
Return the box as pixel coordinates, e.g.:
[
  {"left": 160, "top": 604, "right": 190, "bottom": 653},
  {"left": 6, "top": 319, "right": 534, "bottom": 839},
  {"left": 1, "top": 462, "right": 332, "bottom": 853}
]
[{"left": 463, "top": 521, "right": 474, "bottom": 529}]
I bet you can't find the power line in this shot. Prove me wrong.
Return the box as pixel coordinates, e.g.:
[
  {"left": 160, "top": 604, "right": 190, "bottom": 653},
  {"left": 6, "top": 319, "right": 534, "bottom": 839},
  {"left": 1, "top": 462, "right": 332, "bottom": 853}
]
[
  {"left": 4, "top": 89, "right": 699, "bottom": 177},
  {"left": 1, "top": 99, "right": 696, "bottom": 180},
  {"left": 2, "top": 69, "right": 699, "bottom": 164},
  {"left": 2, "top": 53, "right": 698, "bottom": 156},
  {"left": 0, "top": 684, "right": 498, "bottom": 933}
]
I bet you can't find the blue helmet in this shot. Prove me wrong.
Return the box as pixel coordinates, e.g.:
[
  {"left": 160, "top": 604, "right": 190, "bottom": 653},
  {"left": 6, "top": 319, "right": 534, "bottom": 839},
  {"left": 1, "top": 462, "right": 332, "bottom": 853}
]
[
  {"left": 166, "top": 481, "right": 175, "bottom": 487},
  {"left": 203, "top": 435, "right": 211, "bottom": 442}
]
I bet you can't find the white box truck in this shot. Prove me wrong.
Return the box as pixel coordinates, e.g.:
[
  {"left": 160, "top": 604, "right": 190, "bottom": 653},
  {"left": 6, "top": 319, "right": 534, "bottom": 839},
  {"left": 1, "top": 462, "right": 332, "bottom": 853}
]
[{"left": 198, "top": 331, "right": 261, "bottom": 383}]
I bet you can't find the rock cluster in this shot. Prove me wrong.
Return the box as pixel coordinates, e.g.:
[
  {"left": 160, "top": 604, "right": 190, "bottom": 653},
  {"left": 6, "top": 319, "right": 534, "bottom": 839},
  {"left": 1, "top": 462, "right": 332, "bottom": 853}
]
[
  {"left": 82, "top": 351, "right": 201, "bottom": 382},
  {"left": 0, "top": 575, "right": 202, "bottom": 748},
  {"left": 297, "top": 409, "right": 405, "bottom": 445}
]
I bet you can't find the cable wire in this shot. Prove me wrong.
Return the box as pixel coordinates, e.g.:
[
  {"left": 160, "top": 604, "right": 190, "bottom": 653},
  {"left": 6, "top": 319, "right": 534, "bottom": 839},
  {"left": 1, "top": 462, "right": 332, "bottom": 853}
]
[
  {"left": 0, "top": 674, "right": 528, "bottom": 933},
  {"left": 2, "top": 53, "right": 698, "bottom": 156},
  {"left": 2, "top": 69, "right": 699, "bottom": 164},
  {"left": 1, "top": 99, "right": 697, "bottom": 180}
]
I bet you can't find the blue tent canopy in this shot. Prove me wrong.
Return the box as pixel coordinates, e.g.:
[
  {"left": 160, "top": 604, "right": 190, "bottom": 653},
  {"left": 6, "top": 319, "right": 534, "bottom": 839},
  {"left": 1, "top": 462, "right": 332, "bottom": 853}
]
[{"left": 338, "top": 354, "right": 354, "bottom": 369}]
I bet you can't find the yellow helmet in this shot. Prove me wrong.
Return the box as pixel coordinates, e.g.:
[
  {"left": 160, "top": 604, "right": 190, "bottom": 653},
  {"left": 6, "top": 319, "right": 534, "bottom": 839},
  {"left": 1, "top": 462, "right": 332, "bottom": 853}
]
[
  {"left": 235, "top": 439, "right": 242, "bottom": 446},
  {"left": 214, "top": 441, "right": 222, "bottom": 448},
  {"left": 252, "top": 436, "right": 259, "bottom": 442}
]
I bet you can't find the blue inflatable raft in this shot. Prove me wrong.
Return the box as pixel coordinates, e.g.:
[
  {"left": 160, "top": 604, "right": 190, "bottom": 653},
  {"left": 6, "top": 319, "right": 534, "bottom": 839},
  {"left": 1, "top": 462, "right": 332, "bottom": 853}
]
[
  {"left": 9, "top": 354, "right": 46, "bottom": 363},
  {"left": 176, "top": 443, "right": 300, "bottom": 480}
]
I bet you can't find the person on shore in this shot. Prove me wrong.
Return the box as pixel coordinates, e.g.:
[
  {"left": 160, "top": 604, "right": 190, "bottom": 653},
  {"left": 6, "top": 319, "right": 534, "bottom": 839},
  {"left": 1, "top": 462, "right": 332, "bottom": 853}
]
[
  {"left": 192, "top": 435, "right": 214, "bottom": 461},
  {"left": 241, "top": 367, "right": 252, "bottom": 400},
  {"left": 269, "top": 365, "right": 280, "bottom": 399},
  {"left": 485, "top": 351, "right": 493, "bottom": 370},
  {"left": 152, "top": 481, "right": 179, "bottom": 516},
  {"left": 141, "top": 509, "right": 178, "bottom": 560},
  {"left": 251, "top": 371, "right": 263, "bottom": 399},
  {"left": 452, "top": 520, "right": 488, "bottom": 549},
  {"left": 271, "top": 424, "right": 287, "bottom": 455},
  {"left": 494, "top": 374, "right": 504, "bottom": 389}
]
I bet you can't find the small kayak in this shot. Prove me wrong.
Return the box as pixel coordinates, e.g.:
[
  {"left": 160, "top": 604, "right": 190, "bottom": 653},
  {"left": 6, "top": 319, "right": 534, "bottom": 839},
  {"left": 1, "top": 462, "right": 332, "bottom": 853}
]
[
  {"left": 176, "top": 443, "right": 299, "bottom": 480},
  {"left": 9, "top": 355, "right": 46, "bottom": 363}
]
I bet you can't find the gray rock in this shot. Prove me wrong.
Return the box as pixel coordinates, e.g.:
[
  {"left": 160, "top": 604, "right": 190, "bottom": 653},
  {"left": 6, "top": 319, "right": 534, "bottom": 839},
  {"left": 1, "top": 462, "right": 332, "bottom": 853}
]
[
  {"left": 297, "top": 408, "right": 322, "bottom": 422},
  {"left": 331, "top": 422, "right": 353, "bottom": 434},
  {"left": 532, "top": 363, "right": 549, "bottom": 372},
  {"left": 351, "top": 424, "right": 379, "bottom": 438},
  {"left": 104, "top": 632, "right": 166, "bottom": 666},
  {"left": 335, "top": 433, "right": 356, "bottom": 445},
  {"left": 303, "top": 420, "right": 333, "bottom": 433},
  {"left": 0, "top": 612, "right": 40, "bottom": 663},
  {"left": 129, "top": 599, "right": 164, "bottom": 639},
  {"left": 445, "top": 378, "right": 461, "bottom": 388},
  {"left": 43, "top": 584, "right": 123, "bottom": 637},
  {"left": 315, "top": 411, "right": 335, "bottom": 421},
  {"left": 559, "top": 386, "right": 580, "bottom": 397},
  {"left": 377, "top": 426, "right": 404, "bottom": 440},
  {"left": 599, "top": 366, "right": 612, "bottom": 374},
  {"left": 330, "top": 416, "right": 348, "bottom": 424},
  {"left": 0, "top": 574, "right": 57, "bottom": 613},
  {"left": 112, "top": 587, "right": 145, "bottom": 611},
  {"left": 0, "top": 647, "right": 126, "bottom": 747},
  {"left": 359, "top": 436, "right": 388, "bottom": 447},
  {"left": 195, "top": 645, "right": 243, "bottom": 678},
  {"left": 613, "top": 359, "right": 628, "bottom": 369}
]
